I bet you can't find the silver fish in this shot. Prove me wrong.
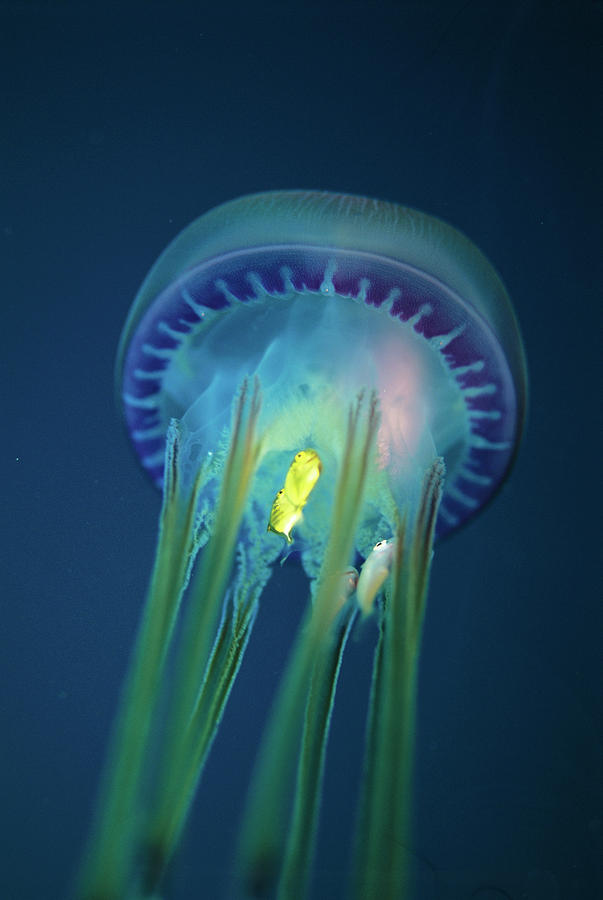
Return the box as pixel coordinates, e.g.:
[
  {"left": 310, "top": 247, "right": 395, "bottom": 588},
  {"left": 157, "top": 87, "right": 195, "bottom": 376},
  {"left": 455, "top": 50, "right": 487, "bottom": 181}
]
[{"left": 356, "top": 539, "right": 395, "bottom": 617}]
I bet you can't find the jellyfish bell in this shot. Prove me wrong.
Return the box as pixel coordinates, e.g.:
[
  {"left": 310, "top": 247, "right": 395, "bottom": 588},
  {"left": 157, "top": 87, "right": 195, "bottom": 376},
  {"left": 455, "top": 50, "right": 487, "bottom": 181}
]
[
  {"left": 81, "top": 191, "right": 526, "bottom": 900},
  {"left": 117, "top": 190, "right": 526, "bottom": 570}
]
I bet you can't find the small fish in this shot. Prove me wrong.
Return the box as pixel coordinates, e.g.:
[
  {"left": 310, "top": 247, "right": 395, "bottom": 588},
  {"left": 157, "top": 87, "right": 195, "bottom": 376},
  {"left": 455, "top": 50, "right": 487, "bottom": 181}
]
[
  {"left": 317, "top": 567, "right": 359, "bottom": 622},
  {"left": 267, "top": 488, "right": 303, "bottom": 544},
  {"left": 336, "top": 567, "right": 359, "bottom": 613},
  {"left": 283, "top": 449, "right": 322, "bottom": 506},
  {"left": 356, "top": 538, "right": 396, "bottom": 617},
  {"left": 267, "top": 448, "right": 322, "bottom": 543}
]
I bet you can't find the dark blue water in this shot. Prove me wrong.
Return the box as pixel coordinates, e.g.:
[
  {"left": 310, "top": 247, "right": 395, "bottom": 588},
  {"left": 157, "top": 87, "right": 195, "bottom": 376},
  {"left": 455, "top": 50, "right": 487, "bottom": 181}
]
[{"left": 1, "top": 2, "right": 601, "bottom": 898}]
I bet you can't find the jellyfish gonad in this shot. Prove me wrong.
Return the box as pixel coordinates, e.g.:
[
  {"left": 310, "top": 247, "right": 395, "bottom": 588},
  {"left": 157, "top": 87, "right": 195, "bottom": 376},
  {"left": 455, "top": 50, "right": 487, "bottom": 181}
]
[{"left": 78, "top": 191, "right": 526, "bottom": 900}]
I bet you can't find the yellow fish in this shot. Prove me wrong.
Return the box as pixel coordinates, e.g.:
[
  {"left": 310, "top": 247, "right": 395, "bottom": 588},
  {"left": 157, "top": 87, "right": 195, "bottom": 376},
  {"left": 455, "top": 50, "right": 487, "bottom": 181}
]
[
  {"left": 266, "top": 488, "right": 303, "bottom": 544},
  {"left": 267, "top": 448, "right": 322, "bottom": 543},
  {"left": 283, "top": 449, "right": 322, "bottom": 506}
]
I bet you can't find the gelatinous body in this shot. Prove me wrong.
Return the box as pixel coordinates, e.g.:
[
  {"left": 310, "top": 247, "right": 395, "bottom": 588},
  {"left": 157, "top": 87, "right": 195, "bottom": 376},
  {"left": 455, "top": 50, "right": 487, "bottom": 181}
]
[
  {"left": 117, "top": 191, "right": 526, "bottom": 543},
  {"left": 80, "top": 192, "right": 526, "bottom": 900}
]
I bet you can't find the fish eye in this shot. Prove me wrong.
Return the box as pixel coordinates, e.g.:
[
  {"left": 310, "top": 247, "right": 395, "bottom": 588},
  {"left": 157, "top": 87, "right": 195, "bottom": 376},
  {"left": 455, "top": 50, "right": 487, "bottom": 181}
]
[{"left": 374, "top": 540, "right": 387, "bottom": 549}]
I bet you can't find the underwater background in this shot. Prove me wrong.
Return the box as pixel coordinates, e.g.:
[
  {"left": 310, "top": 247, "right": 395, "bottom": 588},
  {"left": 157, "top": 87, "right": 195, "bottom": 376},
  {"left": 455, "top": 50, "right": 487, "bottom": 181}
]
[{"left": 1, "top": 1, "right": 601, "bottom": 898}]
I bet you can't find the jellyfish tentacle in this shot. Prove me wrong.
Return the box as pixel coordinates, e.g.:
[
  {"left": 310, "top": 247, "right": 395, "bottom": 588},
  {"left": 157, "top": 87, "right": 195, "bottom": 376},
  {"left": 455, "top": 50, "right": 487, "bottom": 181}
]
[
  {"left": 352, "top": 458, "right": 444, "bottom": 900},
  {"left": 237, "top": 391, "right": 380, "bottom": 897},
  {"left": 412, "top": 458, "right": 446, "bottom": 624},
  {"left": 277, "top": 595, "right": 358, "bottom": 900},
  {"left": 77, "top": 421, "right": 208, "bottom": 900},
  {"left": 141, "top": 577, "right": 263, "bottom": 896},
  {"left": 350, "top": 537, "right": 391, "bottom": 897},
  {"left": 140, "top": 379, "right": 264, "bottom": 892}
]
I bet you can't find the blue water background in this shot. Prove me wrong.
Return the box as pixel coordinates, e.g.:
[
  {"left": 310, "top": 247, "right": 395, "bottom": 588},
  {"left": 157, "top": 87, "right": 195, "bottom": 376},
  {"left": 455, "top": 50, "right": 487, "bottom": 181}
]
[{"left": 1, "top": 2, "right": 601, "bottom": 898}]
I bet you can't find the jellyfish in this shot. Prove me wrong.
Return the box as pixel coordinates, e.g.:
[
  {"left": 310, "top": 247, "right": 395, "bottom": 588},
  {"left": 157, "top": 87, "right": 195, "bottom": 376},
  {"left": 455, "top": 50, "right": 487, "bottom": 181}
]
[{"left": 78, "top": 191, "right": 526, "bottom": 900}]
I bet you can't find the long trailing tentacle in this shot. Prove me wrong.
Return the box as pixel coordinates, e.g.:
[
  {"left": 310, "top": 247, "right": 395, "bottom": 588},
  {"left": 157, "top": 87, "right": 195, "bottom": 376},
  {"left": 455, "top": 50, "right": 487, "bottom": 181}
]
[
  {"left": 77, "top": 420, "right": 208, "bottom": 900},
  {"left": 352, "top": 457, "right": 444, "bottom": 900},
  {"left": 140, "top": 378, "right": 264, "bottom": 892},
  {"left": 78, "top": 379, "right": 263, "bottom": 900},
  {"left": 277, "top": 596, "right": 358, "bottom": 900},
  {"left": 237, "top": 391, "right": 380, "bottom": 897}
]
